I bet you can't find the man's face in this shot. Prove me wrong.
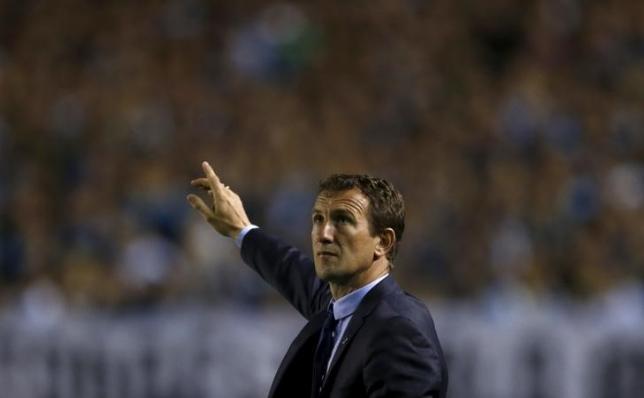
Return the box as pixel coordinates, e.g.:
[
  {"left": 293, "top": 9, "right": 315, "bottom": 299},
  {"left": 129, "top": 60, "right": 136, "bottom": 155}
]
[{"left": 311, "top": 188, "right": 380, "bottom": 284}]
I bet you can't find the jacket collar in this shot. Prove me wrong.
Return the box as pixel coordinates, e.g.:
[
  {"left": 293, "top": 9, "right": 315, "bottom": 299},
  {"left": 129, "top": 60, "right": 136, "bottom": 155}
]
[{"left": 322, "top": 275, "right": 400, "bottom": 391}]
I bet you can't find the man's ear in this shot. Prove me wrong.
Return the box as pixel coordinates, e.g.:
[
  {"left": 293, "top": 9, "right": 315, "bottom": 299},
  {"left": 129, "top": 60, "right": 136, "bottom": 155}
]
[{"left": 374, "top": 228, "right": 396, "bottom": 258}]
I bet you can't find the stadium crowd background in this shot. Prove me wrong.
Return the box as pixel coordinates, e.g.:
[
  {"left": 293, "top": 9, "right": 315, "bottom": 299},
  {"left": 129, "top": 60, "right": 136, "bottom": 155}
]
[{"left": 1, "top": 0, "right": 643, "bottom": 315}]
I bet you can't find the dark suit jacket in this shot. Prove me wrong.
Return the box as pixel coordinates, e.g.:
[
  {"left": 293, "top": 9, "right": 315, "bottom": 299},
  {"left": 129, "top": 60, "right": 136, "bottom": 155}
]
[{"left": 241, "top": 228, "right": 448, "bottom": 398}]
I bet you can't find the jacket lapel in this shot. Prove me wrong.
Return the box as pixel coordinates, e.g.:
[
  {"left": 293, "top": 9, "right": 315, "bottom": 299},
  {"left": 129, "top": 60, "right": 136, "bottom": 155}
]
[
  {"left": 321, "top": 276, "right": 400, "bottom": 392},
  {"left": 323, "top": 312, "right": 365, "bottom": 380}
]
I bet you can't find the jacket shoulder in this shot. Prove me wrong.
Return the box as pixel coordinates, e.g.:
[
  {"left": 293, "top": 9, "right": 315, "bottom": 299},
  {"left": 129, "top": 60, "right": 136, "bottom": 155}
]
[
  {"left": 360, "top": 292, "right": 447, "bottom": 397},
  {"left": 368, "top": 289, "right": 438, "bottom": 336}
]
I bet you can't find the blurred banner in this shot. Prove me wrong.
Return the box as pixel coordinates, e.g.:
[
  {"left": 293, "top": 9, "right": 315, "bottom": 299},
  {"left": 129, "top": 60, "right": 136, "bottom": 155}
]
[{"left": 1, "top": 299, "right": 643, "bottom": 398}]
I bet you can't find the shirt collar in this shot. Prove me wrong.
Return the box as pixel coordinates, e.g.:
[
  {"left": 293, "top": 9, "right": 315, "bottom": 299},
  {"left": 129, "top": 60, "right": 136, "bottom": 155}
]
[{"left": 331, "top": 273, "right": 389, "bottom": 320}]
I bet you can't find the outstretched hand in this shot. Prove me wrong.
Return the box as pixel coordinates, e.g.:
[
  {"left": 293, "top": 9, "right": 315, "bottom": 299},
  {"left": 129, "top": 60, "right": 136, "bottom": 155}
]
[{"left": 187, "top": 161, "right": 251, "bottom": 239}]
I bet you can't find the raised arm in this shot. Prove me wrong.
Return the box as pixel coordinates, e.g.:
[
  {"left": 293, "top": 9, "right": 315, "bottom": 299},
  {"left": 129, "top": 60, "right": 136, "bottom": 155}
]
[{"left": 187, "top": 161, "right": 329, "bottom": 318}]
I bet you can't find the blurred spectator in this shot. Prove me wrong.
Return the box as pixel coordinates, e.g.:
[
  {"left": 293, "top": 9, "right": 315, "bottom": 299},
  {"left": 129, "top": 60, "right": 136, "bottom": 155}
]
[{"left": 0, "top": 0, "right": 643, "bottom": 311}]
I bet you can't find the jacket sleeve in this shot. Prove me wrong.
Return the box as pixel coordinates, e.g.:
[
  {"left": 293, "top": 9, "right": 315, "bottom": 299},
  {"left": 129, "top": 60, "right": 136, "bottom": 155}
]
[
  {"left": 240, "top": 228, "right": 330, "bottom": 319},
  {"left": 363, "top": 316, "right": 445, "bottom": 398}
]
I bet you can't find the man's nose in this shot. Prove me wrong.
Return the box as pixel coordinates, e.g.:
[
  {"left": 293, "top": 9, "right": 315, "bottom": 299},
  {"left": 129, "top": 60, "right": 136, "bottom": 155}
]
[{"left": 317, "top": 222, "right": 334, "bottom": 243}]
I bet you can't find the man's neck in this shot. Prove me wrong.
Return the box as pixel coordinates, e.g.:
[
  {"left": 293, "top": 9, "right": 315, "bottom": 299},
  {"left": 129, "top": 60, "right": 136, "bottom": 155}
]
[{"left": 329, "top": 266, "right": 389, "bottom": 300}]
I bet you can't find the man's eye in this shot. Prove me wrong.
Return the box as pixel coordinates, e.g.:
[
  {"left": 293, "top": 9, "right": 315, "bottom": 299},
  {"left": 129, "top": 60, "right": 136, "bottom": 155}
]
[
  {"left": 312, "top": 215, "right": 323, "bottom": 223},
  {"left": 336, "top": 216, "right": 350, "bottom": 224}
]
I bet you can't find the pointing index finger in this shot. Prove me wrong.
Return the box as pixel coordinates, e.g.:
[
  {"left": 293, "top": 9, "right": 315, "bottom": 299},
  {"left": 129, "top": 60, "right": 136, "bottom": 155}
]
[{"left": 202, "top": 161, "right": 224, "bottom": 196}]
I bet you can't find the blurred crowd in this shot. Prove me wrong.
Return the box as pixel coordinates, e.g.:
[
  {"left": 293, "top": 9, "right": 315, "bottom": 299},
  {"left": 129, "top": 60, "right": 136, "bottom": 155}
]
[{"left": 1, "top": 0, "right": 643, "bottom": 312}]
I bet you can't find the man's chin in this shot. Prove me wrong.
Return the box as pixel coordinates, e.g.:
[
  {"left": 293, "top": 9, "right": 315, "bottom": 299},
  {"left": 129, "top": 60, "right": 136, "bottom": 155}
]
[{"left": 315, "top": 267, "right": 349, "bottom": 284}]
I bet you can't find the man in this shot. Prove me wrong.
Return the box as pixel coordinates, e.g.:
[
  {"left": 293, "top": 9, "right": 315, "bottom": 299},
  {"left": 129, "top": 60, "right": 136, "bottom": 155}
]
[{"left": 187, "top": 161, "right": 448, "bottom": 398}]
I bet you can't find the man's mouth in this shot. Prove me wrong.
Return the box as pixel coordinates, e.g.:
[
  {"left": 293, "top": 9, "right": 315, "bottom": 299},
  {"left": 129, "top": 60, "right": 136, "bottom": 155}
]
[{"left": 317, "top": 251, "right": 338, "bottom": 257}]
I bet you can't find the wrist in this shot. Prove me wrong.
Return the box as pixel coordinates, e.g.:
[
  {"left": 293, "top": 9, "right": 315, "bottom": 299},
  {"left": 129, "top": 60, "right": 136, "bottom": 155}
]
[{"left": 235, "top": 224, "right": 259, "bottom": 248}]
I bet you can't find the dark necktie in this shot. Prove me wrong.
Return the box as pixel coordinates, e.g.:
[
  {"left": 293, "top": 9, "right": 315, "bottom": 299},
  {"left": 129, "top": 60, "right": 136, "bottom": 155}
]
[{"left": 312, "top": 303, "right": 338, "bottom": 396}]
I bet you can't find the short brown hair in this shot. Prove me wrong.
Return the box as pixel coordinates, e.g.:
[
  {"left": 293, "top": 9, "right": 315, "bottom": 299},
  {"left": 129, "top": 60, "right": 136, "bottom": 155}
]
[{"left": 318, "top": 174, "right": 405, "bottom": 264}]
